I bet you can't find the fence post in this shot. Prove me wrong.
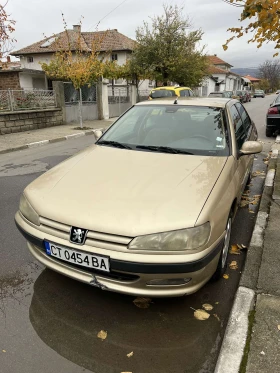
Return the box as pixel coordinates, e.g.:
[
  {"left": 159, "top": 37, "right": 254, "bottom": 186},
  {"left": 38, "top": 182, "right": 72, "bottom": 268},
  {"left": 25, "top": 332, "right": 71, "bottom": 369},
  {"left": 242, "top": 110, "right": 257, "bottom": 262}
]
[
  {"left": 97, "top": 78, "right": 109, "bottom": 120},
  {"left": 8, "top": 89, "right": 13, "bottom": 111},
  {"left": 118, "top": 89, "right": 121, "bottom": 116},
  {"left": 52, "top": 81, "right": 66, "bottom": 123}
]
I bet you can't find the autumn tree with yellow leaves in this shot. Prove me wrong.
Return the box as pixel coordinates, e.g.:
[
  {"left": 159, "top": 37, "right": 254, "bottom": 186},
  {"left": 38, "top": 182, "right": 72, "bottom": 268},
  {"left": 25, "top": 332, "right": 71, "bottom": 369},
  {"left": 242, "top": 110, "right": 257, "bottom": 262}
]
[
  {"left": 223, "top": 0, "right": 280, "bottom": 56},
  {"left": 41, "top": 17, "right": 123, "bottom": 128},
  {"left": 0, "top": 1, "right": 16, "bottom": 60}
]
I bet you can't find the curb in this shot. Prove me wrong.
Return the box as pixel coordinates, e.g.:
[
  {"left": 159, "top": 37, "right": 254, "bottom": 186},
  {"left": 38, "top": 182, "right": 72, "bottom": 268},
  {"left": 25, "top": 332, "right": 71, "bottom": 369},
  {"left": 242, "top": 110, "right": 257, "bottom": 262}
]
[
  {"left": 215, "top": 148, "right": 278, "bottom": 373},
  {"left": 0, "top": 128, "right": 103, "bottom": 155}
]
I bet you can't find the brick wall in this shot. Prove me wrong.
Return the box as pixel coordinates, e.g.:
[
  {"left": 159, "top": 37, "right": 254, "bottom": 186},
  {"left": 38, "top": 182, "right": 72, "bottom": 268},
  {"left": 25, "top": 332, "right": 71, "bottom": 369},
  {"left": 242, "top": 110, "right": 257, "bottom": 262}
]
[
  {"left": 0, "top": 72, "right": 21, "bottom": 90},
  {"left": 0, "top": 108, "right": 64, "bottom": 135}
]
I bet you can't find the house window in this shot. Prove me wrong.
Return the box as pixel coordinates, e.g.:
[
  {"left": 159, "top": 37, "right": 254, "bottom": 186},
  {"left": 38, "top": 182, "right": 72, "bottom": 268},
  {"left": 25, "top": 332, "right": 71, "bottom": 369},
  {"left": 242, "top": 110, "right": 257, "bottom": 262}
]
[
  {"left": 27, "top": 56, "right": 34, "bottom": 63},
  {"left": 148, "top": 80, "right": 154, "bottom": 87},
  {"left": 111, "top": 54, "right": 118, "bottom": 61}
]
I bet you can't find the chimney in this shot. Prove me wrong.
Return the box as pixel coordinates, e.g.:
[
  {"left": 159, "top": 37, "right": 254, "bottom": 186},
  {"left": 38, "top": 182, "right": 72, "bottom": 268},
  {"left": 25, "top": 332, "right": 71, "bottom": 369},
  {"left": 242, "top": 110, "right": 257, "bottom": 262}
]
[
  {"left": 7, "top": 56, "right": 11, "bottom": 63},
  {"left": 73, "top": 25, "right": 81, "bottom": 32}
]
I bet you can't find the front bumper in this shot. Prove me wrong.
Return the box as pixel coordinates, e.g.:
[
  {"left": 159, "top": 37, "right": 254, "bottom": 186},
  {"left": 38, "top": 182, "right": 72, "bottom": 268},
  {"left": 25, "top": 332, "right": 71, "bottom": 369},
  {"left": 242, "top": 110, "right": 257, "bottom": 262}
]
[{"left": 15, "top": 212, "right": 224, "bottom": 297}]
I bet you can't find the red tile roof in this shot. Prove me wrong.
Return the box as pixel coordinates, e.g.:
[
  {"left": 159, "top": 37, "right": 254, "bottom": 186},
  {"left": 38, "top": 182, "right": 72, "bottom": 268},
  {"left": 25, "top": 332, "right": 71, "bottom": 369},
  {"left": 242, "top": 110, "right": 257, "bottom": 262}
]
[
  {"left": 12, "top": 29, "right": 135, "bottom": 56},
  {"left": 243, "top": 74, "right": 261, "bottom": 82},
  {"left": 208, "top": 55, "right": 233, "bottom": 67},
  {"left": 208, "top": 66, "right": 228, "bottom": 74}
]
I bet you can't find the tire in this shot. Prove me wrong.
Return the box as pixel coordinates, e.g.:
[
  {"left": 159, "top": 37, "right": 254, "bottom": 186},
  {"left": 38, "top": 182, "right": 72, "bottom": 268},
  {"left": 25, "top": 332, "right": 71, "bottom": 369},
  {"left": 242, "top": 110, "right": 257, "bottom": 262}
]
[
  {"left": 212, "top": 215, "right": 232, "bottom": 280},
  {"left": 266, "top": 127, "right": 274, "bottom": 137}
]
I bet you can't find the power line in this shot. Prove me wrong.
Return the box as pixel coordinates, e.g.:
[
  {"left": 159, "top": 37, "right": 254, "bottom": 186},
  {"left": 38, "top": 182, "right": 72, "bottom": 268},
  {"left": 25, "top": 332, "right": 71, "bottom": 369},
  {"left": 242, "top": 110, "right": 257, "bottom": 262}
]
[{"left": 87, "top": 0, "right": 130, "bottom": 31}]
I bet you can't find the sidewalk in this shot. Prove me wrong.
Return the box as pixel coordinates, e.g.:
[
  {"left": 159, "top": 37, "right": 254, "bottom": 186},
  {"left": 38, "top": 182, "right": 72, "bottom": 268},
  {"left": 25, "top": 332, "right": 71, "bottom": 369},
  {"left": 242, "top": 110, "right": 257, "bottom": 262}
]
[
  {"left": 0, "top": 119, "right": 116, "bottom": 154},
  {"left": 215, "top": 137, "right": 280, "bottom": 373}
]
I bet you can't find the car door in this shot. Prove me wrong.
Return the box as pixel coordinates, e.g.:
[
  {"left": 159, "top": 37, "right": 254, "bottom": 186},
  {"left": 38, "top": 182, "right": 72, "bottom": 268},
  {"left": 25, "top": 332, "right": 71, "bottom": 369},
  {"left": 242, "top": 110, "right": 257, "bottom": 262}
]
[{"left": 229, "top": 104, "right": 248, "bottom": 196}]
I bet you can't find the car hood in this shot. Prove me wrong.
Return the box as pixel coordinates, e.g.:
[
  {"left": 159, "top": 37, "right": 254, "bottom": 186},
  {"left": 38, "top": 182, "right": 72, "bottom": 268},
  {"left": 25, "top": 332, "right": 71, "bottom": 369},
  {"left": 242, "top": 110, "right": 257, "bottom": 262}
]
[{"left": 25, "top": 145, "right": 227, "bottom": 236}]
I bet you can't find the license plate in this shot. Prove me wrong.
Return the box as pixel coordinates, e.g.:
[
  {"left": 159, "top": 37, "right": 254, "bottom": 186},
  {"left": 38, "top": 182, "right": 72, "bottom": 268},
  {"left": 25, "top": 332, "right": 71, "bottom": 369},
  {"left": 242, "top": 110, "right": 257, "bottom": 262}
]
[{"left": 44, "top": 241, "right": 110, "bottom": 272}]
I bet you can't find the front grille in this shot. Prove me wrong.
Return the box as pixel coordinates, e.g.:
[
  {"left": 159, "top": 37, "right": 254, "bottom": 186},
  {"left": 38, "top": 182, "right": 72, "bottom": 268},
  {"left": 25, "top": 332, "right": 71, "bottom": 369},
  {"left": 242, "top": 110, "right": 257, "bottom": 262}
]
[{"left": 39, "top": 216, "right": 133, "bottom": 252}]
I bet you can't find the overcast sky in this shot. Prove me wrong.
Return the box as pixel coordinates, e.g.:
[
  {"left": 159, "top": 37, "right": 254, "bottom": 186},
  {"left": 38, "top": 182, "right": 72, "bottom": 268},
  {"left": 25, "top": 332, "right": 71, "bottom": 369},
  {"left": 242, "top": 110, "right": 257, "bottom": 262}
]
[{"left": 6, "top": 0, "right": 276, "bottom": 68}]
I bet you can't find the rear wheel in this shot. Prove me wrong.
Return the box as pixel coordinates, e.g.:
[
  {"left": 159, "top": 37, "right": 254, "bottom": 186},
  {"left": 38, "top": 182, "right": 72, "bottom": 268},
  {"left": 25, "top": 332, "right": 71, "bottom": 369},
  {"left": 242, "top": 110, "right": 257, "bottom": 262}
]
[
  {"left": 212, "top": 216, "right": 232, "bottom": 280},
  {"left": 266, "top": 127, "right": 274, "bottom": 137}
]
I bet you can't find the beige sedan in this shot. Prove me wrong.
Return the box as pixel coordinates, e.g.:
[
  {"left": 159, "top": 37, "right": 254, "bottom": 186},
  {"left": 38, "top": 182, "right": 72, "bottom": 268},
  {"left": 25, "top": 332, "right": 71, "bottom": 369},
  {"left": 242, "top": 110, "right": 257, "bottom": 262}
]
[{"left": 15, "top": 97, "right": 262, "bottom": 297}]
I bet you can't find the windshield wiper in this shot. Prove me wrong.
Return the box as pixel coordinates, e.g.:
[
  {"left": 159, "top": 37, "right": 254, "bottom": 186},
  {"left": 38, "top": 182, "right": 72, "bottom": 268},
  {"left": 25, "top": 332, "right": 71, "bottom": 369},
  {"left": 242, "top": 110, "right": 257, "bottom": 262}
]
[
  {"left": 97, "top": 140, "right": 131, "bottom": 149},
  {"left": 136, "top": 145, "right": 193, "bottom": 155}
]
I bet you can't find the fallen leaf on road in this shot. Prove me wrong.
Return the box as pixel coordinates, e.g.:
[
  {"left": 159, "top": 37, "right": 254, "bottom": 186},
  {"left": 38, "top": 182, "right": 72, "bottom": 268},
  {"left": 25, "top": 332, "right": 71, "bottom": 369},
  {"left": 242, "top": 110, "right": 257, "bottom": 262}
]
[
  {"left": 213, "top": 314, "right": 221, "bottom": 322},
  {"left": 260, "top": 351, "right": 265, "bottom": 355},
  {"left": 194, "top": 309, "right": 210, "bottom": 320},
  {"left": 230, "top": 245, "right": 241, "bottom": 255},
  {"left": 249, "top": 209, "right": 255, "bottom": 214},
  {"left": 229, "top": 261, "right": 238, "bottom": 270},
  {"left": 240, "top": 200, "right": 250, "bottom": 208},
  {"left": 133, "top": 297, "right": 152, "bottom": 309},
  {"left": 215, "top": 302, "right": 219, "bottom": 305},
  {"left": 202, "top": 303, "right": 213, "bottom": 311},
  {"left": 252, "top": 170, "right": 266, "bottom": 178},
  {"left": 277, "top": 325, "right": 280, "bottom": 331},
  {"left": 223, "top": 274, "right": 229, "bottom": 280},
  {"left": 2, "top": 350, "right": 6, "bottom": 353},
  {"left": 241, "top": 244, "right": 247, "bottom": 249},
  {"left": 127, "top": 352, "right": 134, "bottom": 358},
  {"left": 97, "top": 330, "right": 107, "bottom": 340}
]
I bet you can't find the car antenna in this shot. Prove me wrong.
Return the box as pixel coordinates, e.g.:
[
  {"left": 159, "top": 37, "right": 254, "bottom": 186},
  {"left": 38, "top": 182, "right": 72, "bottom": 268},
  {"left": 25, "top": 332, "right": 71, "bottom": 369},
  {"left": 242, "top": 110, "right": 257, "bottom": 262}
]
[{"left": 174, "top": 97, "right": 178, "bottom": 104}]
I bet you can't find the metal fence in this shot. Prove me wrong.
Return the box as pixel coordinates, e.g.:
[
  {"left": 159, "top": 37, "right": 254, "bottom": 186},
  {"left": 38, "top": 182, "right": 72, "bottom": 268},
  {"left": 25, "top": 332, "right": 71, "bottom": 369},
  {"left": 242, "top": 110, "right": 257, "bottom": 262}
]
[
  {"left": 63, "top": 82, "right": 97, "bottom": 104},
  {"left": 108, "top": 86, "right": 130, "bottom": 104},
  {"left": 137, "top": 89, "right": 150, "bottom": 102},
  {"left": 0, "top": 89, "right": 56, "bottom": 112}
]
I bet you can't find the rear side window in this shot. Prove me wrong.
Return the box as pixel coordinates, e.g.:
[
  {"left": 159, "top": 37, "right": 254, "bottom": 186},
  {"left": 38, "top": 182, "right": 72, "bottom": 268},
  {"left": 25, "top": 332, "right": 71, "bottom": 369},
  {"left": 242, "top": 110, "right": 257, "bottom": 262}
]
[
  {"left": 230, "top": 105, "right": 246, "bottom": 149},
  {"left": 150, "top": 89, "right": 176, "bottom": 98},
  {"left": 235, "top": 102, "right": 252, "bottom": 136},
  {"left": 179, "top": 89, "right": 190, "bottom": 97}
]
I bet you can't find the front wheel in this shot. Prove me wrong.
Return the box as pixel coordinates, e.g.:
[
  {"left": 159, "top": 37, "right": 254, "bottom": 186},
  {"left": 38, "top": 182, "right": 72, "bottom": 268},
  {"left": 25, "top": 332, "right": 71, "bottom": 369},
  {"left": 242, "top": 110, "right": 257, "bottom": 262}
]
[{"left": 212, "top": 216, "right": 232, "bottom": 280}]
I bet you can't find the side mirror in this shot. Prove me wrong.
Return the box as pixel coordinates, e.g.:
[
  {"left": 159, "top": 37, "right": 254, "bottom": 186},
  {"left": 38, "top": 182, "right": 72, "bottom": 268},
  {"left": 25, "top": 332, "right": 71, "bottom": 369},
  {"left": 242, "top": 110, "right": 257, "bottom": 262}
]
[
  {"left": 94, "top": 130, "right": 103, "bottom": 141},
  {"left": 239, "top": 141, "right": 263, "bottom": 156}
]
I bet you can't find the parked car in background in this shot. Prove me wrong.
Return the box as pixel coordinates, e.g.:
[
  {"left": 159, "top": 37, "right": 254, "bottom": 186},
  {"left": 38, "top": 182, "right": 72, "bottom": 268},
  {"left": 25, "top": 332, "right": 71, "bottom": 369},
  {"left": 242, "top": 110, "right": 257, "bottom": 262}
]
[
  {"left": 276, "top": 90, "right": 280, "bottom": 95},
  {"left": 208, "top": 92, "right": 229, "bottom": 98},
  {"left": 266, "top": 94, "right": 280, "bottom": 137},
  {"left": 223, "top": 91, "right": 234, "bottom": 98},
  {"left": 254, "top": 90, "right": 265, "bottom": 98},
  {"left": 233, "top": 90, "right": 247, "bottom": 103},
  {"left": 149, "top": 86, "right": 194, "bottom": 99},
  {"left": 244, "top": 91, "right": 251, "bottom": 102},
  {"left": 15, "top": 97, "right": 262, "bottom": 297}
]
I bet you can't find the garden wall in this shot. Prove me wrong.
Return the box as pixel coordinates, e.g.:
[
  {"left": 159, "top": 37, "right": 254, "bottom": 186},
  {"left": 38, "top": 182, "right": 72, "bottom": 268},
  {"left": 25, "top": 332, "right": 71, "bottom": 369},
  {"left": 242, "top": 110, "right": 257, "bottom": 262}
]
[{"left": 0, "top": 108, "right": 63, "bottom": 135}]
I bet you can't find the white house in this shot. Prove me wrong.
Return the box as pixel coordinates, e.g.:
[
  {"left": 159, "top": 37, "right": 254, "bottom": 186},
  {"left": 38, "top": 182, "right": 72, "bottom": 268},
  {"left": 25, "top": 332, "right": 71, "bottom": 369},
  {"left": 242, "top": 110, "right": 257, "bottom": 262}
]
[
  {"left": 196, "top": 55, "right": 242, "bottom": 96},
  {"left": 11, "top": 25, "right": 152, "bottom": 92}
]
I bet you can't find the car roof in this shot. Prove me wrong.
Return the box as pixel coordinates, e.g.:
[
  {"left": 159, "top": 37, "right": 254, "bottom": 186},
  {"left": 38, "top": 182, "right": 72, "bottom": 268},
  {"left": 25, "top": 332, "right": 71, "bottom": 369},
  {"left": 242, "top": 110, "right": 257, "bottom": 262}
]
[
  {"left": 152, "top": 86, "right": 191, "bottom": 91},
  {"left": 136, "top": 97, "right": 234, "bottom": 108}
]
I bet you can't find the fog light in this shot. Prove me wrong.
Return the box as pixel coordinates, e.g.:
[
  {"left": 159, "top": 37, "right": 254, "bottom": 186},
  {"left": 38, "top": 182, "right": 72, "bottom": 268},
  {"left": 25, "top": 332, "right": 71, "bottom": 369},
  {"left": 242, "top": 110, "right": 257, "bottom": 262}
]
[{"left": 147, "top": 278, "right": 192, "bottom": 286}]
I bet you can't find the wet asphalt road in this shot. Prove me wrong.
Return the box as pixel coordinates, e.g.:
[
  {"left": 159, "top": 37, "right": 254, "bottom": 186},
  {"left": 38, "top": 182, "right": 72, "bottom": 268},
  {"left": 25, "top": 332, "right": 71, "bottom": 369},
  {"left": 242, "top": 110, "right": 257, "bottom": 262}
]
[{"left": 0, "top": 95, "right": 276, "bottom": 373}]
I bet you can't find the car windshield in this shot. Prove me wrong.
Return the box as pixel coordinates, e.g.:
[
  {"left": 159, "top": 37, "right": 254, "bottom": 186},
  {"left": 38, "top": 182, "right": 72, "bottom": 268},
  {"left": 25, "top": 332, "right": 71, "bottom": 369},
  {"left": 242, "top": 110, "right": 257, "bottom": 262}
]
[
  {"left": 150, "top": 89, "right": 177, "bottom": 98},
  {"left": 98, "top": 105, "right": 230, "bottom": 156}
]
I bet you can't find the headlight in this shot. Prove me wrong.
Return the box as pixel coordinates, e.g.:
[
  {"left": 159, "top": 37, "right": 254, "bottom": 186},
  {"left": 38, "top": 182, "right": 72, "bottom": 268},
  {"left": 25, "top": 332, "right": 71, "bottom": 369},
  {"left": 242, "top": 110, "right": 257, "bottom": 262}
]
[
  {"left": 19, "top": 194, "right": 40, "bottom": 226},
  {"left": 128, "top": 222, "right": 210, "bottom": 251}
]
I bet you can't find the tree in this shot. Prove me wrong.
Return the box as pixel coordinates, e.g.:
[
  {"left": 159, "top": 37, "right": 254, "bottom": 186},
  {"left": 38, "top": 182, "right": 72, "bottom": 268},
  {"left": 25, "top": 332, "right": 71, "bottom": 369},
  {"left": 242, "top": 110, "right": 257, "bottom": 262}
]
[
  {"left": 223, "top": 0, "right": 280, "bottom": 56},
  {"left": 129, "top": 4, "right": 208, "bottom": 87},
  {"left": 258, "top": 60, "right": 280, "bottom": 90},
  {"left": 0, "top": 1, "right": 16, "bottom": 60},
  {"left": 41, "top": 17, "right": 122, "bottom": 128},
  {"left": 254, "top": 78, "right": 270, "bottom": 92}
]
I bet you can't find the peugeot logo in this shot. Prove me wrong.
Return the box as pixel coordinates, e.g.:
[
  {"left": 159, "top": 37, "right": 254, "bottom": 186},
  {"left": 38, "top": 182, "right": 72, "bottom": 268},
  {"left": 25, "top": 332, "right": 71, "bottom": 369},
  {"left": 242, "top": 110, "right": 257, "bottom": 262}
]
[{"left": 69, "top": 226, "right": 88, "bottom": 245}]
